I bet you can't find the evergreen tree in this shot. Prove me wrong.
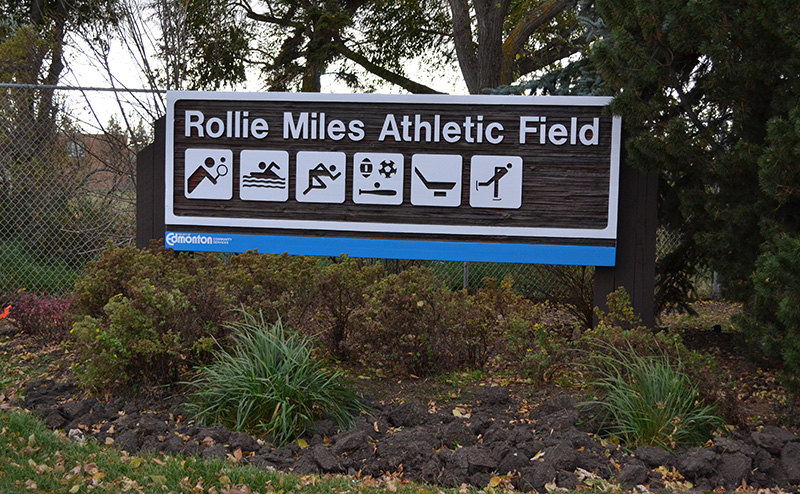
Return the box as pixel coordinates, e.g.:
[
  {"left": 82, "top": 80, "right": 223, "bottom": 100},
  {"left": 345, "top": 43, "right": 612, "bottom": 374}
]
[{"left": 593, "top": 0, "right": 800, "bottom": 386}]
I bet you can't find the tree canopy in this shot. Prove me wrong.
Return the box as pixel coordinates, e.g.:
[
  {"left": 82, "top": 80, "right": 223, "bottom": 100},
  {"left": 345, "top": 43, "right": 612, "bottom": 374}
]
[
  {"left": 174, "top": 0, "right": 590, "bottom": 94},
  {"left": 0, "top": 0, "right": 120, "bottom": 153}
]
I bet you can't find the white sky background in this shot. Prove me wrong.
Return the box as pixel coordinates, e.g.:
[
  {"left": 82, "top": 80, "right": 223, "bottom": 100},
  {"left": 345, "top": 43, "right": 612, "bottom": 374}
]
[{"left": 59, "top": 17, "right": 468, "bottom": 134}]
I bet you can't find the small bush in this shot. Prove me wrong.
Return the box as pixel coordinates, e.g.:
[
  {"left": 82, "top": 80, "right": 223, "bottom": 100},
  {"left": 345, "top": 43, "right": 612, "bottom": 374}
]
[
  {"left": 586, "top": 343, "right": 726, "bottom": 450},
  {"left": 314, "top": 257, "right": 382, "bottom": 358},
  {"left": 584, "top": 288, "right": 745, "bottom": 423},
  {"left": 461, "top": 277, "right": 541, "bottom": 370},
  {"left": 185, "top": 311, "right": 366, "bottom": 446},
  {"left": 356, "top": 267, "right": 460, "bottom": 375},
  {"left": 69, "top": 243, "right": 231, "bottom": 395},
  {"left": 222, "top": 251, "right": 320, "bottom": 332},
  {"left": 7, "top": 292, "right": 71, "bottom": 343},
  {"left": 352, "top": 271, "right": 538, "bottom": 376},
  {"left": 507, "top": 318, "right": 571, "bottom": 384}
]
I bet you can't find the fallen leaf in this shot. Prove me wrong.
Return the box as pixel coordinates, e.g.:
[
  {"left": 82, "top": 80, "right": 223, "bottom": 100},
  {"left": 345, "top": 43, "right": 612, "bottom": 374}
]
[
  {"left": 222, "top": 486, "right": 252, "bottom": 494},
  {"left": 150, "top": 474, "right": 168, "bottom": 485},
  {"left": 545, "top": 479, "right": 565, "bottom": 493}
]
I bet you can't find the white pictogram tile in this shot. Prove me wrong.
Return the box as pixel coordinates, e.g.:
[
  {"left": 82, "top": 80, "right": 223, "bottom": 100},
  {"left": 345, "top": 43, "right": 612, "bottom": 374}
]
[
  {"left": 239, "top": 150, "right": 289, "bottom": 202},
  {"left": 295, "top": 151, "right": 346, "bottom": 203},
  {"left": 410, "top": 154, "right": 462, "bottom": 207},
  {"left": 469, "top": 155, "right": 523, "bottom": 209},
  {"left": 353, "top": 153, "right": 404, "bottom": 205},
  {"left": 184, "top": 148, "right": 233, "bottom": 200}
]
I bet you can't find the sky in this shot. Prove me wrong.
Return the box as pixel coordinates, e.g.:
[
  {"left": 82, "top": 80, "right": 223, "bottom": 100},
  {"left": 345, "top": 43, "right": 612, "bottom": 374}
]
[{"left": 59, "top": 25, "right": 467, "bottom": 134}]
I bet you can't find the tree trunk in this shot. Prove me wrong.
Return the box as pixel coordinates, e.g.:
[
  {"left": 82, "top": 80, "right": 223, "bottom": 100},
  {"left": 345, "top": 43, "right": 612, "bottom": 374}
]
[
  {"left": 474, "top": 0, "right": 510, "bottom": 90},
  {"left": 449, "top": 0, "right": 480, "bottom": 93}
]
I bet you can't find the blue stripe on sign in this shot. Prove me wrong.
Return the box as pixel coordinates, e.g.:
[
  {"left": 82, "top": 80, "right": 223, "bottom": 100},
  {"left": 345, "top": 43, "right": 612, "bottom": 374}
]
[{"left": 165, "top": 231, "right": 616, "bottom": 266}]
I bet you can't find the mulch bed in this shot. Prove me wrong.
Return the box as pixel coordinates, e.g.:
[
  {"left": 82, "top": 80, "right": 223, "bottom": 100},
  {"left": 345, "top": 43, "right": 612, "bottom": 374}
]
[{"left": 17, "top": 376, "right": 800, "bottom": 493}]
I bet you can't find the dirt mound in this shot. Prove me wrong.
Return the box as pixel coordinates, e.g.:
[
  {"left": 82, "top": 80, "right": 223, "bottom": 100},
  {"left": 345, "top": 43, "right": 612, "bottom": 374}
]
[{"left": 23, "top": 378, "right": 800, "bottom": 492}]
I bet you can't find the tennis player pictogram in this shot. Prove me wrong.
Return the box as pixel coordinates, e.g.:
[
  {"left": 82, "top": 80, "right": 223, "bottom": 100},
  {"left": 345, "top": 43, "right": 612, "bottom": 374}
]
[{"left": 184, "top": 149, "right": 233, "bottom": 200}]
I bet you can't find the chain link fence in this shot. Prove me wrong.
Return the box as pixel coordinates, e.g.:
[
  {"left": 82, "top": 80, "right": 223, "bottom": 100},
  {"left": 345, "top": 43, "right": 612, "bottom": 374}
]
[
  {"left": 0, "top": 85, "right": 146, "bottom": 297},
  {"left": 1, "top": 84, "right": 692, "bottom": 304}
]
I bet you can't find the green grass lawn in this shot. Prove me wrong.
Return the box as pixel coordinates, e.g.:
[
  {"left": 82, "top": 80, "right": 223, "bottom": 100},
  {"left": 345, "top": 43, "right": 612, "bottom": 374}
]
[
  {"left": 0, "top": 408, "right": 483, "bottom": 494},
  {"left": 0, "top": 240, "right": 82, "bottom": 296}
]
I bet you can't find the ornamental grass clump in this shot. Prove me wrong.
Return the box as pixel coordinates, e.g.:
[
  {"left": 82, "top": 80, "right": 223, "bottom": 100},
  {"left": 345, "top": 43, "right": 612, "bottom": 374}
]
[
  {"left": 185, "top": 311, "right": 367, "bottom": 447},
  {"left": 586, "top": 344, "right": 725, "bottom": 451}
]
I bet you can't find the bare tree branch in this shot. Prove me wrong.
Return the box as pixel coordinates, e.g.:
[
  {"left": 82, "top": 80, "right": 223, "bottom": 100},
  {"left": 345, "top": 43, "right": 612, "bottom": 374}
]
[{"left": 333, "top": 41, "right": 444, "bottom": 94}]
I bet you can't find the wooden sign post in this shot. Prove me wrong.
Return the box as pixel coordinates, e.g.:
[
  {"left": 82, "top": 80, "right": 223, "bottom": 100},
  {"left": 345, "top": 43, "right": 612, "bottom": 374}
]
[{"left": 137, "top": 92, "right": 655, "bottom": 326}]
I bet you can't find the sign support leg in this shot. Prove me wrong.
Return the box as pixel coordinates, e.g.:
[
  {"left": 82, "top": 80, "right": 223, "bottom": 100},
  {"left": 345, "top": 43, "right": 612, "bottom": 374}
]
[{"left": 593, "top": 162, "right": 658, "bottom": 328}]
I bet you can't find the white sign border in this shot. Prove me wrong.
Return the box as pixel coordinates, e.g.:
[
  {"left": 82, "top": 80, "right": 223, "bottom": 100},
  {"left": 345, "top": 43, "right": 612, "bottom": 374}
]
[{"left": 165, "top": 91, "right": 621, "bottom": 240}]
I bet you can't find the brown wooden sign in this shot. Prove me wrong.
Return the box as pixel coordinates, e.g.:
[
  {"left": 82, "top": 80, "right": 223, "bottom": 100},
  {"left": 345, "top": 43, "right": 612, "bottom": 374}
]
[{"left": 164, "top": 92, "right": 621, "bottom": 265}]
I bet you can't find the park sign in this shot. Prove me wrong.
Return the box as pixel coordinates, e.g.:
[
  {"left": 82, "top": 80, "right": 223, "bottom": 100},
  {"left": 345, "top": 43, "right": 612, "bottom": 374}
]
[{"left": 164, "top": 92, "right": 622, "bottom": 265}]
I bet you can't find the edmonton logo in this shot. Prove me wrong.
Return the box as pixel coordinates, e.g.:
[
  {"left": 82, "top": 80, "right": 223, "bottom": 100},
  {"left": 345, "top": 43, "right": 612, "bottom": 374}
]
[{"left": 166, "top": 232, "right": 213, "bottom": 246}]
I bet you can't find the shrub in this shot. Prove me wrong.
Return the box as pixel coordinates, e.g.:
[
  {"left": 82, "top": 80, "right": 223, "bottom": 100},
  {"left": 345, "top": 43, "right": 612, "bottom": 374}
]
[
  {"left": 7, "top": 291, "right": 70, "bottom": 343},
  {"left": 184, "top": 311, "right": 366, "bottom": 446},
  {"left": 356, "top": 267, "right": 459, "bottom": 375},
  {"left": 70, "top": 241, "right": 198, "bottom": 319},
  {"left": 221, "top": 251, "right": 320, "bottom": 332},
  {"left": 584, "top": 288, "right": 744, "bottom": 424},
  {"left": 353, "top": 271, "right": 538, "bottom": 376},
  {"left": 69, "top": 243, "right": 231, "bottom": 395},
  {"left": 314, "top": 256, "right": 382, "bottom": 358},
  {"left": 586, "top": 343, "right": 726, "bottom": 450},
  {"left": 507, "top": 318, "right": 571, "bottom": 384},
  {"left": 588, "top": 288, "right": 703, "bottom": 370},
  {"left": 461, "top": 277, "right": 541, "bottom": 370}
]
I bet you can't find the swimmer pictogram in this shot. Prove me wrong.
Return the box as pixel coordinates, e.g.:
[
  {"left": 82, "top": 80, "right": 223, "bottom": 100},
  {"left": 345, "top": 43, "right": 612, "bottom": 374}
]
[
  {"left": 243, "top": 161, "right": 285, "bottom": 188},
  {"left": 239, "top": 150, "right": 289, "bottom": 202}
]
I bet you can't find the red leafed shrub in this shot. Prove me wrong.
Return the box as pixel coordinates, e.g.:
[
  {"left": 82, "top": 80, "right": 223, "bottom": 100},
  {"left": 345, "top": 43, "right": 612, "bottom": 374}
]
[{"left": 9, "top": 291, "right": 71, "bottom": 343}]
